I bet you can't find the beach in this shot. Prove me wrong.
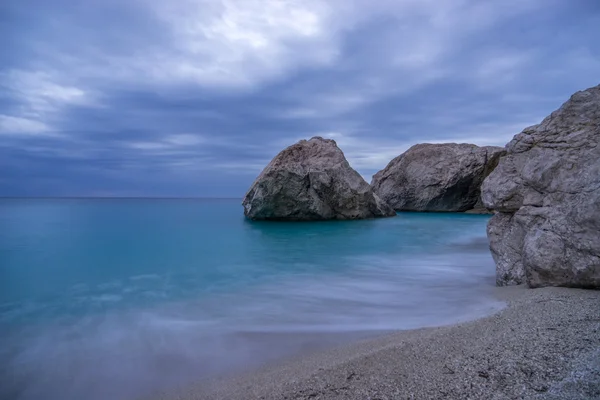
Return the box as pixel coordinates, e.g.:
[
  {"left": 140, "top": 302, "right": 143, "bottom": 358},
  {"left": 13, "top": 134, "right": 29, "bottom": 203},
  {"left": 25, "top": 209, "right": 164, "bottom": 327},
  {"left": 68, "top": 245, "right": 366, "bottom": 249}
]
[
  {"left": 2, "top": 200, "right": 509, "bottom": 400},
  {"left": 155, "top": 286, "right": 600, "bottom": 400},
  {"left": 4, "top": 2, "right": 600, "bottom": 400}
]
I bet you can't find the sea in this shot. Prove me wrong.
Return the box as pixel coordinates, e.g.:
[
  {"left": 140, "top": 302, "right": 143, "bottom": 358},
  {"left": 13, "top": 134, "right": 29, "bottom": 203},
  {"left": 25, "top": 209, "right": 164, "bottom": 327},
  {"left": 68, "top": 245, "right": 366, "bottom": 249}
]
[{"left": 0, "top": 198, "right": 504, "bottom": 400}]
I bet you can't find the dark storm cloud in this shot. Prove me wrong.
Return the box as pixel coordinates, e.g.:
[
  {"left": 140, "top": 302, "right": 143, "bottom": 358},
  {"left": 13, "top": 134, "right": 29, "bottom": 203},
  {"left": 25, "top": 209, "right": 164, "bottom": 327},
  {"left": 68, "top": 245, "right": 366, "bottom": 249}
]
[{"left": 1, "top": 0, "right": 599, "bottom": 196}]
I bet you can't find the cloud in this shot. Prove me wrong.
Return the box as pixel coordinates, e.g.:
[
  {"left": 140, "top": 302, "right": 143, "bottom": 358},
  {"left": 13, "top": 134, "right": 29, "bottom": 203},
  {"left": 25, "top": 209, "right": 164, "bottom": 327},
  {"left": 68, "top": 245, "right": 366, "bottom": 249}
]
[
  {"left": 1, "top": 69, "right": 95, "bottom": 134},
  {"left": 5, "top": 72, "right": 91, "bottom": 115},
  {"left": 4, "top": 0, "right": 558, "bottom": 94},
  {"left": 165, "top": 134, "right": 204, "bottom": 146},
  {"left": 0, "top": 115, "right": 51, "bottom": 135},
  {"left": 145, "top": 0, "right": 340, "bottom": 88},
  {"left": 127, "top": 134, "right": 205, "bottom": 152},
  {"left": 473, "top": 50, "right": 534, "bottom": 89},
  {"left": 1, "top": 0, "right": 599, "bottom": 196}
]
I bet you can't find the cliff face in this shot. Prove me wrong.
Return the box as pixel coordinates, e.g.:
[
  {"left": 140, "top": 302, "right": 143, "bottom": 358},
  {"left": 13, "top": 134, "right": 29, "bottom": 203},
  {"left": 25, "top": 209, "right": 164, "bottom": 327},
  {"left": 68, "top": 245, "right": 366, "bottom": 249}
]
[
  {"left": 242, "top": 137, "right": 395, "bottom": 221},
  {"left": 371, "top": 143, "right": 505, "bottom": 212},
  {"left": 482, "top": 84, "right": 600, "bottom": 288}
]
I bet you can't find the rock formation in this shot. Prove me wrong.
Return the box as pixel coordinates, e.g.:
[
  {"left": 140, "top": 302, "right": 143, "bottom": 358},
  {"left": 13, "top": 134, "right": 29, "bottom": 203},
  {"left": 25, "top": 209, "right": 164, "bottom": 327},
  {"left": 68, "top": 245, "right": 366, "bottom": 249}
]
[
  {"left": 371, "top": 143, "right": 505, "bottom": 212},
  {"left": 482, "top": 84, "right": 600, "bottom": 288},
  {"left": 243, "top": 137, "right": 396, "bottom": 221}
]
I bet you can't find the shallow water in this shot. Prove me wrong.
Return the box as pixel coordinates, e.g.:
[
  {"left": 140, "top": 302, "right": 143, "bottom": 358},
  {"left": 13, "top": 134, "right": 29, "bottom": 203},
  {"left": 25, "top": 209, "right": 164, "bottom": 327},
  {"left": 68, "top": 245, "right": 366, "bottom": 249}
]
[{"left": 0, "top": 199, "right": 503, "bottom": 400}]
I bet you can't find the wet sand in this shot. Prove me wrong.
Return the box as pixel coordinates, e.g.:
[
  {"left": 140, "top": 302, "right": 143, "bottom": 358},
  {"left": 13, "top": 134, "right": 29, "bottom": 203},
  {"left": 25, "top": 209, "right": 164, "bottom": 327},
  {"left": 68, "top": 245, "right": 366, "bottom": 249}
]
[{"left": 154, "top": 286, "right": 600, "bottom": 400}]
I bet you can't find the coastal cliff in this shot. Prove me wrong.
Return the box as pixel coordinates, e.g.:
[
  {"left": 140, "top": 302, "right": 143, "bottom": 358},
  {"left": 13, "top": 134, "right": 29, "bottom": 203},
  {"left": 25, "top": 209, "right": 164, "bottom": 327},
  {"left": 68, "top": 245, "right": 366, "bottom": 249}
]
[{"left": 482, "top": 84, "right": 600, "bottom": 288}]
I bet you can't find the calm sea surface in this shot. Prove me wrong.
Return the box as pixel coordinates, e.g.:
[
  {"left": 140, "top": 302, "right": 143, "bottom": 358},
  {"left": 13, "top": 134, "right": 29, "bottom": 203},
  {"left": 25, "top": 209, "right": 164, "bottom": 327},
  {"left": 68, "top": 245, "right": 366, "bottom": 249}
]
[{"left": 0, "top": 199, "right": 503, "bottom": 400}]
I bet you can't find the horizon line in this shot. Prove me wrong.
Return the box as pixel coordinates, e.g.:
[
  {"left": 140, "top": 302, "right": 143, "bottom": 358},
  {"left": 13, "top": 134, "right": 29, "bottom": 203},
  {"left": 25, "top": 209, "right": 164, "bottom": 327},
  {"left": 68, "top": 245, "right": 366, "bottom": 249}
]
[{"left": 0, "top": 196, "right": 243, "bottom": 200}]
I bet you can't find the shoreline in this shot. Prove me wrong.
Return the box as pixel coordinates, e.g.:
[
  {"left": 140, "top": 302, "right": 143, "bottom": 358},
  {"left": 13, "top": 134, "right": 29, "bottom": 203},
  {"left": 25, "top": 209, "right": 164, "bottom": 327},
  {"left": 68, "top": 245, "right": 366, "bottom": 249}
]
[{"left": 152, "top": 285, "right": 600, "bottom": 400}]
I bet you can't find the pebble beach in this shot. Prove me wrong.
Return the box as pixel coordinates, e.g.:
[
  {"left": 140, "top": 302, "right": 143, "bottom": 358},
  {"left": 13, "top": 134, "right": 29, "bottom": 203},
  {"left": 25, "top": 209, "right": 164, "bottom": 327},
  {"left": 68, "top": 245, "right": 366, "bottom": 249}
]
[{"left": 157, "top": 286, "right": 600, "bottom": 400}]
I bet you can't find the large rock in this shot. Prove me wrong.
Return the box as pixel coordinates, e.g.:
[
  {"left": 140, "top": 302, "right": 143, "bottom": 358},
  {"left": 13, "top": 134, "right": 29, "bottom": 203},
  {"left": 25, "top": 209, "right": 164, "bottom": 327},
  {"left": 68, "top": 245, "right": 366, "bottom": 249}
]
[
  {"left": 482, "top": 84, "right": 600, "bottom": 288},
  {"left": 371, "top": 143, "right": 505, "bottom": 212},
  {"left": 243, "top": 137, "right": 396, "bottom": 221}
]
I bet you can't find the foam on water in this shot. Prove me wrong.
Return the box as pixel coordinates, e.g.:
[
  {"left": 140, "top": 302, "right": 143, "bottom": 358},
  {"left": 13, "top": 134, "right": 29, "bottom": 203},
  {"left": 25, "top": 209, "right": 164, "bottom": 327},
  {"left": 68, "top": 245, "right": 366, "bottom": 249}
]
[{"left": 0, "top": 199, "right": 503, "bottom": 400}]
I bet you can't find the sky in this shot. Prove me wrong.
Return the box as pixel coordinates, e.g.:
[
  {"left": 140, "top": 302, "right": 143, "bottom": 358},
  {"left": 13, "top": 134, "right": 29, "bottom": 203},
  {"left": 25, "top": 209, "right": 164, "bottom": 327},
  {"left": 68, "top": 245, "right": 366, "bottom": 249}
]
[{"left": 1, "top": 0, "right": 599, "bottom": 197}]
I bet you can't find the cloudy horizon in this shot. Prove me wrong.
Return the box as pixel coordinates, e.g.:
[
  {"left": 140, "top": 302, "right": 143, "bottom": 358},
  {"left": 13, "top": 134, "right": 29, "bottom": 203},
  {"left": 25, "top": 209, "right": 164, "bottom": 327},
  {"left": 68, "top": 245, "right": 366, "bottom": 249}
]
[{"left": 1, "top": 0, "right": 599, "bottom": 197}]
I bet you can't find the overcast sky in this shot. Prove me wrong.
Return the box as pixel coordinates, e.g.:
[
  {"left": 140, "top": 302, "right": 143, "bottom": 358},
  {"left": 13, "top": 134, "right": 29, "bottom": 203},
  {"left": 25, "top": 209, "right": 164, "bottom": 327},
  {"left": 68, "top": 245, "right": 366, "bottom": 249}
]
[{"left": 1, "top": 0, "right": 599, "bottom": 197}]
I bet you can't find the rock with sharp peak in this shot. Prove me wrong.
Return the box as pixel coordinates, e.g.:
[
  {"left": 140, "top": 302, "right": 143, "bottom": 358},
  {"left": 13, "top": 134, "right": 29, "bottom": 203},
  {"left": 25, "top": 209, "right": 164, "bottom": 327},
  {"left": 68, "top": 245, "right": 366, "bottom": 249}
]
[{"left": 242, "top": 137, "right": 396, "bottom": 221}]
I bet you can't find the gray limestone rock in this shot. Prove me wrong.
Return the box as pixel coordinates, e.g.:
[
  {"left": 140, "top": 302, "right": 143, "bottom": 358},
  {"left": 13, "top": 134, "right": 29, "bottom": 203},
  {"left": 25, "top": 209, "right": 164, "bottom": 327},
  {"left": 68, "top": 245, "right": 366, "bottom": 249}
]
[
  {"left": 371, "top": 143, "right": 505, "bottom": 212},
  {"left": 243, "top": 137, "right": 396, "bottom": 221},
  {"left": 482, "top": 84, "right": 600, "bottom": 288}
]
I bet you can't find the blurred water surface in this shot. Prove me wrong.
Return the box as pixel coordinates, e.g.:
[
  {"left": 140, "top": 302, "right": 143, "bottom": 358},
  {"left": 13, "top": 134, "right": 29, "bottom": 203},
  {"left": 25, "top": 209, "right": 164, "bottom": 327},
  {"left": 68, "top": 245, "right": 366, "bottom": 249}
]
[{"left": 0, "top": 198, "right": 502, "bottom": 400}]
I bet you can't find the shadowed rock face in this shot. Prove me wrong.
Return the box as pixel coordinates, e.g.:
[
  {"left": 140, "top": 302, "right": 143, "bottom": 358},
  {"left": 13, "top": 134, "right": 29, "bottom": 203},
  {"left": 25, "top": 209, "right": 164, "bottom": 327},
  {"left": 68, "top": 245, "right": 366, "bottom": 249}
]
[
  {"left": 371, "top": 143, "right": 505, "bottom": 212},
  {"left": 242, "top": 137, "right": 396, "bottom": 221},
  {"left": 482, "top": 84, "right": 600, "bottom": 288}
]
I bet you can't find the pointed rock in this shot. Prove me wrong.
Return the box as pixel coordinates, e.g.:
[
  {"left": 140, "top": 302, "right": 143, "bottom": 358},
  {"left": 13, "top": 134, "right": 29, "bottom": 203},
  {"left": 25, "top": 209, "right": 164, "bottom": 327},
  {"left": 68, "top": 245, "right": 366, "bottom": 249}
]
[{"left": 243, "top": 137, "right": 396, "bottom": 221}]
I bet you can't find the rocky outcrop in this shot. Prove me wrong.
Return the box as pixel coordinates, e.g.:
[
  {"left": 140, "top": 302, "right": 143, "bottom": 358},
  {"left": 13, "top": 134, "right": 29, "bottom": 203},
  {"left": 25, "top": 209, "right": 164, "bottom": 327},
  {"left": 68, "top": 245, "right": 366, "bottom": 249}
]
[
  {"left": 482, "top": 84, "right": 600, "bottom": 288},
  {"left": 242, "top": 137, "right": 396, "bottom": 221},
  {"left": 371, "top": 143, "right": 505, "bottom": 212}
]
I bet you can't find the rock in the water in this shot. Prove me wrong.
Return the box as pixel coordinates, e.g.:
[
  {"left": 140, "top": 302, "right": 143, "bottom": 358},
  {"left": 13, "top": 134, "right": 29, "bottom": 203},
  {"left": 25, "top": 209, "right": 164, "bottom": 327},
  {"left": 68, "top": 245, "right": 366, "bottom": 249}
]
[
  {"left": 371, "top": 143, "right": 505, "bottom": 212},
  {"left": 482, "top": 84, "right": 600, "bottom": 288},
  {"left": 242, "top": 137, "right": 396, "bottom": 221}
]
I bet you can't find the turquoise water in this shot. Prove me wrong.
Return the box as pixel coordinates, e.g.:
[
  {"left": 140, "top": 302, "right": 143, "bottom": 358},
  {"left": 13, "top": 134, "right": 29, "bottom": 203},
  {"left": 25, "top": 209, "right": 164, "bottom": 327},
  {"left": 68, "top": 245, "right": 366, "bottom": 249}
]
[{"left": 0, "top": 199, "right": 502, "bottom": 400}]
